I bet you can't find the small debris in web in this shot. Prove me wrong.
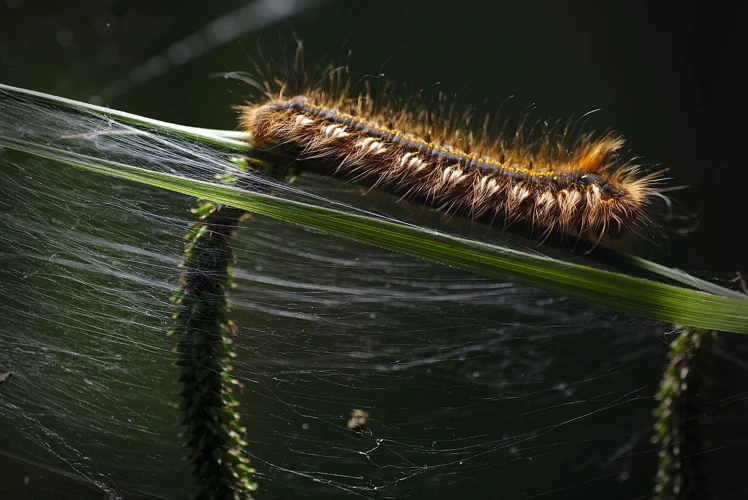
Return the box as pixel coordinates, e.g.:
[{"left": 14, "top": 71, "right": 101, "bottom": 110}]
[
  {"left": 347, "top": 409, "right": 371, "bottom": 435},
  {"left": 0, "top": 372, "right": 13, "bottom": 384}
]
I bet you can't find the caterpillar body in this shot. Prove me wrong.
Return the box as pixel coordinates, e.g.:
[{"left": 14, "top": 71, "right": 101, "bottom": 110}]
[{"left": 239, "top": 50, "right": 662, "bottom": 244}]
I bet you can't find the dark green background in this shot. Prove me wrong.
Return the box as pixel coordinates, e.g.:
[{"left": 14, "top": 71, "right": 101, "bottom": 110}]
[{"left": 1, "top": 1, "right": 747, "bottom": 498}]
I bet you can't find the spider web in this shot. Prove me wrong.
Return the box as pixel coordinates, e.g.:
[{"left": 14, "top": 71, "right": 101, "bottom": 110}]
[
  {"left": 0, "top": 148, "right": 674, "bottom": 498},
  {"left": 2, "top": 2, "right": 748, "bottom": 499}
]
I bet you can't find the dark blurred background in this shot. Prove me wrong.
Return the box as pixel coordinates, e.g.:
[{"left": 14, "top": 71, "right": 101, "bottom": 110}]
[{"left": 2, "top": 1, "right": 747, "bottom": 499}]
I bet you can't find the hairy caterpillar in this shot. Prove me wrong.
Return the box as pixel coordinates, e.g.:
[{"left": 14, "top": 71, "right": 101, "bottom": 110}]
[{"left": 238, "top": 46, "right": 663, "bottom": 244}]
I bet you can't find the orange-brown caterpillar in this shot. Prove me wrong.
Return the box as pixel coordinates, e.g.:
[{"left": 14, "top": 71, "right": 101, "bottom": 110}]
[{"left": 238, "top": 48, "right": 662, "bottom": 244}]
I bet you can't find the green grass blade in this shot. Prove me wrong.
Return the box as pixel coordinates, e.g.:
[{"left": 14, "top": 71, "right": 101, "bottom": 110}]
[
  {"left": 613, "top": 251, "right": 747, "bottom": 301},
  {"left": 0, "top": 83, "right": 252, "bottom": 150},
  {"left": 2, "top": 135, "right": 747, "bottom": 334}
]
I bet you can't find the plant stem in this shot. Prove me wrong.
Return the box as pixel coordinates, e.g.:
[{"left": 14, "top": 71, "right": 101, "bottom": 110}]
[
  {"left": 653, "top": 328, "right": 717, "bottom": 500},
  {"left": 169, "top": 197, "right": 256, "bottom": 499}
]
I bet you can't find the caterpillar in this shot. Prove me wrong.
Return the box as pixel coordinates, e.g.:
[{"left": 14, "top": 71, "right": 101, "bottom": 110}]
[{"left": 238, "top": 45, "right": 663, "bottom": 244}]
